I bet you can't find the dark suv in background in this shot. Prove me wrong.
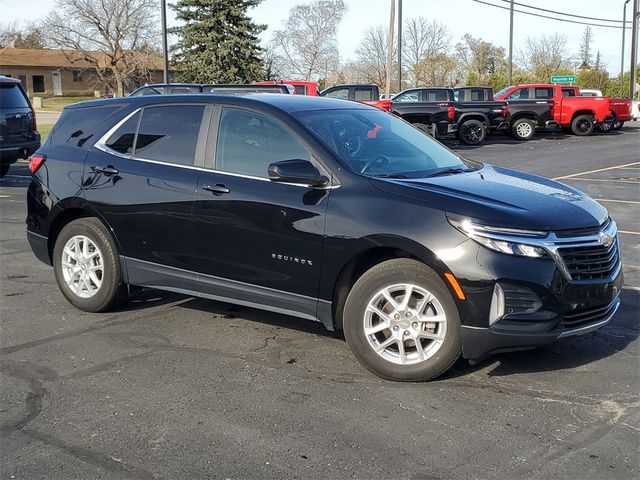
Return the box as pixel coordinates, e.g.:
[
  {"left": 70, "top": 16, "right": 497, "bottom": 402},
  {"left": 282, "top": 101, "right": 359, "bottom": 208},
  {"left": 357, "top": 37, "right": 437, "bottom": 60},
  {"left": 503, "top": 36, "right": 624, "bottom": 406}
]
[
  {"left": 26, "top": 94, "right": 622, "bottom": 381},
  {"left": 0, "top": 76, "right": 41, "bottom": 177}
]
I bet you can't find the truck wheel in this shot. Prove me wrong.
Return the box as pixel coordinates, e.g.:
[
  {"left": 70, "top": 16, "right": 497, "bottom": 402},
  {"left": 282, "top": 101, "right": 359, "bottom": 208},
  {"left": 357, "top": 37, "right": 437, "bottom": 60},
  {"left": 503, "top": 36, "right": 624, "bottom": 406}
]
[
  {"left": 571, "top": 114, "right": 595, "bottom": 136},
  {"left": 53, "top": 217, "right": 127, "bottom": 312},
  {"left": 612, "top": 120, "right": 624, "bottom": 130},
  {"left": 510, "top": 118, "right": 535, "bottom": 141},
  {"left": 597, "top": 122, "right": 613, "bottom": 133},
  {"left": 458, "top": 120, "right": 486, "bottom": 145},
  {"left": 342, "top": 259, "right": 462, "bottom": 382},
  {"left": 0, "top": 163, "right": 10, "bottom": 178}
]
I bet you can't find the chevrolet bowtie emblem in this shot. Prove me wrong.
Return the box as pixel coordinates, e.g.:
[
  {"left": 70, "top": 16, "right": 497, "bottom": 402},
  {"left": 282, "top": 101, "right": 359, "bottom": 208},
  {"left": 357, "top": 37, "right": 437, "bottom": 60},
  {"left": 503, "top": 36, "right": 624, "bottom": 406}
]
[{"left": 598, "top": 232, "right": 614, "bottom": 247}]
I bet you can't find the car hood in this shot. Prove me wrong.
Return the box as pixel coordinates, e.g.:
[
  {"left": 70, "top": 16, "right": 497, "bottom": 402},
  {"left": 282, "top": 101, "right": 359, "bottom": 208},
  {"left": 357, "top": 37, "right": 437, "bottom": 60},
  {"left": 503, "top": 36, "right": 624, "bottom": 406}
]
[{"left": 371, "top": 164, "right": 608, "bottom": 231}]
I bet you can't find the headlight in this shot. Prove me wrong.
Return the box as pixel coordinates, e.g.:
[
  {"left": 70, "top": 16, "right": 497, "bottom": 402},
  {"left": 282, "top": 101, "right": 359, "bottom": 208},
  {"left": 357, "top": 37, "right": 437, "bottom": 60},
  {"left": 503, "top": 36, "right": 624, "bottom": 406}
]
[{"left": 448, "top": 216, "right": 548, "bottom": 258}]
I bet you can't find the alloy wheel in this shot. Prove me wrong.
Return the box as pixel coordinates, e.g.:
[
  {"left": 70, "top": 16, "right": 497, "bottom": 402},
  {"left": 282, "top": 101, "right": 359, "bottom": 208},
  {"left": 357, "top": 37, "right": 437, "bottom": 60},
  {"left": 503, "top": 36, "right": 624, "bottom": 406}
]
[
  {"left": 61, "top": 235, "right": 104, "bottom": 298},
  {"left": 516, "top": 122, "right": 532, "bottom": 138}
]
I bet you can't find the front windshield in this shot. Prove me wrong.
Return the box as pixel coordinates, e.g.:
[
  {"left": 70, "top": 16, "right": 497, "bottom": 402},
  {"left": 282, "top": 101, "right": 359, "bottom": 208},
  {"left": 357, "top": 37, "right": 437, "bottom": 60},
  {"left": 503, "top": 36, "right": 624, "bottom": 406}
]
[{"left": 294, "top": 108, "right": 471, "bottom": 178}]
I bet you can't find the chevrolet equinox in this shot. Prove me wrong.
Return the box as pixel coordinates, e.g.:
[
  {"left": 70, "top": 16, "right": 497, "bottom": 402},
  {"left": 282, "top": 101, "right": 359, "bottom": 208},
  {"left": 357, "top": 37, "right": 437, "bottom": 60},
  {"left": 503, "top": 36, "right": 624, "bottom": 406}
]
[{"left": 26, "top": 94, "right": 622, "bottom": 381}]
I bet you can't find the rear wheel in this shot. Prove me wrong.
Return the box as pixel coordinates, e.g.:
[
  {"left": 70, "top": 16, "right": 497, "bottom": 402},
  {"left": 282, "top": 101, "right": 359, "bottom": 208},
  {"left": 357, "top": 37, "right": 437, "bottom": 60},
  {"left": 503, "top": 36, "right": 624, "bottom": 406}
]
[
  {"left": 510, "top": 118, "right": 535, "bottom": 141},
  {"left": 597, "top": 122, "right": 613, "bottom": 133},
  {"left": 571, "top": 114, "right": 595, "bottom": 136},
  {"left": 0, "top": 163, "right": 10, "bottom": 178},
  {"left": 342, "top": 259, "right": 462, "bottom": 382},
  {"left": 458, "top": 119, "right": 486, "bottom": 145},
  {"left": 612, "top": 120, "right": 624, "bottom": 130},
  {"left": 53, "top": 217, "right": 127, "bottom": 312}
]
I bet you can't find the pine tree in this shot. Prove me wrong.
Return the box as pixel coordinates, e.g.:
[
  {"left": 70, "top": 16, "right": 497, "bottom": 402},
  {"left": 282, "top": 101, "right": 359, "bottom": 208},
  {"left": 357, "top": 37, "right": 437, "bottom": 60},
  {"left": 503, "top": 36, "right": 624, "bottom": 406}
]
[{"left": 170, "top": 0, "right": 266, "bottom": 83}]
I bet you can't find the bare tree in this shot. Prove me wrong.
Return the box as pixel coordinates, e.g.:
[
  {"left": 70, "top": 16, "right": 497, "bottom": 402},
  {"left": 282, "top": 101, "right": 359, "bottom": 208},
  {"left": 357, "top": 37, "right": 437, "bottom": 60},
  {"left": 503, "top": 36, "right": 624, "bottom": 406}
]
[
  {"left": 352, "top": 25, "right": 396, "bottom": 88},
  {"left": 456, "top": 34, "right": 506, "bottom": 87},
  {"left": 42, "top": 0, "right": 160, "bottom": 96},
  {"left": 272, "top": 0, "right": 347, "bottom": 80},
  {"left": 0, "top": 21, "right": 47, "bottom": 48},
  {"left": 517, "top": 33, "right": 568, "bottom": 82},
  {"left": 403, "top": 17, "right": 450, "bottom": 86}
]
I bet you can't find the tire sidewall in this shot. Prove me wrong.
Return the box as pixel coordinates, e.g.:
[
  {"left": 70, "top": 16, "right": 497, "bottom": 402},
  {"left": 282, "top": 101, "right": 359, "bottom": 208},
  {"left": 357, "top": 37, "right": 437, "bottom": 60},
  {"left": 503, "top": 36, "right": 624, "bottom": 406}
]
[
  {"left": 53, "top": 218, "right": 124, "bottom": 312},
  {"left": 343, "top": 260, "right": 462, "bottom": 382},
  {"left": 571, "top": 115, "right": 595, "bottom": 136},
  {"left": 459, "top": 120, "right": 486, "bottom": 145},
  {"left": 510, "top": 118, "right": 534, "bottom": 141}
]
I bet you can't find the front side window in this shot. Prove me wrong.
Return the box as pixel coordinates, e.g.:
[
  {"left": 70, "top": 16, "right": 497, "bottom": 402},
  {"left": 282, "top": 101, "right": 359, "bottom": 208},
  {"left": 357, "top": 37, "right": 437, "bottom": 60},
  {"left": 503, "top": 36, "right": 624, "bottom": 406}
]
[
  {"left": 216, "top": 108, "right": 310, "bottom": 178},
  {"left": 394, "top": 91, "right": 420, "bottom": 103},
  {"left": 324, "top": 88, "right": 349, "bottom": 99},
  {"left": 506, "top": 88, "right": 529, "bottom": 100},
  {"left": 134, "top": 105, "right": 205, "bottom": 165},
  {"left": 295, "top": 108, "right": 470, "bottom": 179}
]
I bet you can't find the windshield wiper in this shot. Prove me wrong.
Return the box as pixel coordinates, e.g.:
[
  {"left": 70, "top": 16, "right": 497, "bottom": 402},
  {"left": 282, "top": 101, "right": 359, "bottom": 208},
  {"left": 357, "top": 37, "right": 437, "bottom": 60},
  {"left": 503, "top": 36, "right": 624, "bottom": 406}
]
[
  {"left": 371, "top": 173, "right": 410, "bottom": 179},
  {"left": 423, "top": 167, "right": 474, "bottom": 178}
]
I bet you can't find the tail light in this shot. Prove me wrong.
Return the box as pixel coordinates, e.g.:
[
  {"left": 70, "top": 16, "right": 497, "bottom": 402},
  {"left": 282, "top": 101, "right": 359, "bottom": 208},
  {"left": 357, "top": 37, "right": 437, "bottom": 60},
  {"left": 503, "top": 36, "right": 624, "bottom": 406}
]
[
  {"left": 501, "top": 104, "right": 509, "bottom": 118},
  {"left": 30, "top": 106, "right": 37, "bottom": 131},
  {"left": 29, "top": 153, "right": 46, "bottom": 175},
  {"left": 447, "top": 104, "right": 455, "bottom": 121}
]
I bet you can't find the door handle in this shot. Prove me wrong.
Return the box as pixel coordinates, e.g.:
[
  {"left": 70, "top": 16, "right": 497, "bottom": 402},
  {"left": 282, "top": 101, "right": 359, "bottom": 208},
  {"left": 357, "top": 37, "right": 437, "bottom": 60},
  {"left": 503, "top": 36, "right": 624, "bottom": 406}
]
[
  {"left": 93, "top": 165, "right": 119, "bottom": 176},
  {"left": 202, "top": 184, "right": 230, "bottom": 195}
]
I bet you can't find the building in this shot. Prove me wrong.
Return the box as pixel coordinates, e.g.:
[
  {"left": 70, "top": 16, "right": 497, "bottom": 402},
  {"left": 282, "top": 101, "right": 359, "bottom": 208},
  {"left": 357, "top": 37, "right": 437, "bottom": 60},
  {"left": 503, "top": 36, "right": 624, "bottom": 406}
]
[{"left": 0, "top": 48, "right": 164, "bottom": 98}]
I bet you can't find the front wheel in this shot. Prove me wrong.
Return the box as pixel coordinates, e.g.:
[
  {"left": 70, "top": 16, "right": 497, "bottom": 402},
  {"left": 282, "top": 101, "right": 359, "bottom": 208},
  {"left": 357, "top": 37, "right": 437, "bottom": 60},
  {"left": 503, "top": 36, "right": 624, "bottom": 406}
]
[
  {"left": 458, "top": 119, "right": 486, "bottom": 145},
  {"left": 53, "top": 217, "right": 127, "bottom": 312},
  {"left": 342, "top": 259, "right": 462, "bottom": 382},
  {"left": 571, "top": 114, "right": 595, "bottom": 136},
  {"left": 510, "top": 118, "right": 535, "bottom": 141}
]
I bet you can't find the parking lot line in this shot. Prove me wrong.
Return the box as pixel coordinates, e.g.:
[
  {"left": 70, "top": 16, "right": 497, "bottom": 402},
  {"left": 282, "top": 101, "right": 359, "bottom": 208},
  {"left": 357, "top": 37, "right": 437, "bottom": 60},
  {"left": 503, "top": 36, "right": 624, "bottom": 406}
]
[
  {"left": 561, "top": 178, "right": 640, "bottom": 184},
  {"left": 553, "top": 161, "right": 640, "bottom": 180},
  {"left": 596, "top": 199, "right": 640, "bottom": 204},
  {"left": 619, "top": 230, "right": 640, "bottom": 235}
]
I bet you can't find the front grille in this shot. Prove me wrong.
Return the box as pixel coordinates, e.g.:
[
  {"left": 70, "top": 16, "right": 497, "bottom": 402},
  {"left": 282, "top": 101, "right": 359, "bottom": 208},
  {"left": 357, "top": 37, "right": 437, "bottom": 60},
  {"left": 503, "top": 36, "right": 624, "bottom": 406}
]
[
  {"left": 561, "top": 299, "right": 619, "bottom": 328},
  {"left": 557, "top": 239, "right": 620, "bottom": 281}
]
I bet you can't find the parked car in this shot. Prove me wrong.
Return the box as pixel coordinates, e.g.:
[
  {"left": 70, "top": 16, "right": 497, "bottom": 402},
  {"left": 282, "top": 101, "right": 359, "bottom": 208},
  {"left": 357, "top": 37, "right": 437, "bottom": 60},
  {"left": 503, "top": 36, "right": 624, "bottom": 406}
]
[
  {"left": 561, "top": 86, "right": 632, "bottom": 131},
  {"left": 494, "top": 84, "right": 612, "bottom": 136},
  {"left": 319, "top": 84, "right": 391, "bottom": 111},
  {"left": 391, "top": 87, "right": 509, "bottom": 145},
  {"left": 129, "top": 83, "right": 292, "bottom": 96},
  {"left": 457, "top": 86, "right": 555, "bottom": 141},
  {"left": 26, "top": 94, "right": 623, "bottom": 381},
  {"left": 0, "top": 76, "right": 41, "bottom": 177}
]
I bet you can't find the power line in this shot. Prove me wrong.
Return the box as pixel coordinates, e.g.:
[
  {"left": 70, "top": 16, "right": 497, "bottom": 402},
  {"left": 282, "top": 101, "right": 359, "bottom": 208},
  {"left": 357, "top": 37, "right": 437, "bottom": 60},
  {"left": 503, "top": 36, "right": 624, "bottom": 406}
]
[
  {"left": 472, "top": 0, "right": 631, "bottom": 29},
  {"left": 497, "top": 0, "right": 630, "bottom": 24}
]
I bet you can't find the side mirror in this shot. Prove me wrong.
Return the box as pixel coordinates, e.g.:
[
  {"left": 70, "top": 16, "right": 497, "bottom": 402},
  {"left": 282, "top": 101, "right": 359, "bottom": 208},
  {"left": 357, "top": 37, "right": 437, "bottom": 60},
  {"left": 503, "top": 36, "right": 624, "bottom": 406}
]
[{"left": 267, "top": 159, "right": 329, "bottom": 187}]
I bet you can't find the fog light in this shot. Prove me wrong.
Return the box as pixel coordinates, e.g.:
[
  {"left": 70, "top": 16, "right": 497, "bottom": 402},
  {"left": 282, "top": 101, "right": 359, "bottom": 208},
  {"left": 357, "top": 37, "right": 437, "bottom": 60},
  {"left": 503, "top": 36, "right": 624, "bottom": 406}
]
[{"left": 489, "top": 283, "right": 505, "bottom": 326}]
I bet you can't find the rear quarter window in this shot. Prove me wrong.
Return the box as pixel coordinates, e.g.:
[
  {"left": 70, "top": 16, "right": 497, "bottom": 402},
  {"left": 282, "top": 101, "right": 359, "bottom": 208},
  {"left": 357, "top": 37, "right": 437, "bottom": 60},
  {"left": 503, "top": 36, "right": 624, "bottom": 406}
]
[{"left": 0, "top": 83, "right": 29, "bottom": 108}]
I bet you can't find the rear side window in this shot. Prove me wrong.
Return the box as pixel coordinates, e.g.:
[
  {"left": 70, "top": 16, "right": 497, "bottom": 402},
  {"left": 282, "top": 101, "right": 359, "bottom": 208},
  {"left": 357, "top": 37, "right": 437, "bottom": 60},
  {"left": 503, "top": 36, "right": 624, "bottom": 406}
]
[
  {"left": 470, "top": 89, "right": 485, "bottom": 101},
  {"left": 105, "top": 111, "right": 141, "bottom": 154},
  {"left": 354, "top": 88, "right": 373, "bottom": 101},
  {"left": 534, "top": 88, "right": 554, "bottom": 99},
  {"left": 134, "top": 105, "right": 205, "bottom": 166},
  {"left": 426, "top": 90, "right": 449, "bottom": 102},
  {"left": 0, "top": 83, "right": 29, "bottom": 108},
  {"left": 293, "top": 85, "right": 307, "bottom": 95}
]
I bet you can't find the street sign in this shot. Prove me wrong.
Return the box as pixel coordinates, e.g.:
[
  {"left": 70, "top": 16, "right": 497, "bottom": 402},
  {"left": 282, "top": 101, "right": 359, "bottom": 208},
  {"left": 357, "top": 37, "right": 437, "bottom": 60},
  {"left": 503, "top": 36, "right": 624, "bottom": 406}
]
[{"left": 550, "top": 75, "right": 576, "bottom": 83}]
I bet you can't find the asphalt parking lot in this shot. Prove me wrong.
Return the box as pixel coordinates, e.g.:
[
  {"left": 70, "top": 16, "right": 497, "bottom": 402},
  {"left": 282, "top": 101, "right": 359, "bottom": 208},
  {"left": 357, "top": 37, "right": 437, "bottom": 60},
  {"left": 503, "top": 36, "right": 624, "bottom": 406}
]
[{"left": 1, "top": 125, "right": 639, "bottom": 479}]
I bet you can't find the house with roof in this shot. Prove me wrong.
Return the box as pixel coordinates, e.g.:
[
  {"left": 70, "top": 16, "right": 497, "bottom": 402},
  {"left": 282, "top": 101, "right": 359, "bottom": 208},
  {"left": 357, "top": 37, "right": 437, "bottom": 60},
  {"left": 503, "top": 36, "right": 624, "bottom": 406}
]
[{"left": 0, "top": 48, "right": 164, "bottom": 98}]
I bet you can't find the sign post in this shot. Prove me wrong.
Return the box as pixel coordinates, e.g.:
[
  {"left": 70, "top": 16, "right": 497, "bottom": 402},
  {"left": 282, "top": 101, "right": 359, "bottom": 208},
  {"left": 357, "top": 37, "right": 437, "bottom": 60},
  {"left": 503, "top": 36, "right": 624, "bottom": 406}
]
[{"left": 550, "top": 75, "right": 576, "bottom": 84}]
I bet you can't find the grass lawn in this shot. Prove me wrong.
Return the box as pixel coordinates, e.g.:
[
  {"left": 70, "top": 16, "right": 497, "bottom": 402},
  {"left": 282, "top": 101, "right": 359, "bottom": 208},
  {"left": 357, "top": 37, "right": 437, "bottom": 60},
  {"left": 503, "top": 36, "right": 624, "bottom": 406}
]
[
  {"left": 38, "top": 96, "right": 96, "bottom": 112},
  {"left": 38, "top": 124, "right": 54, "bottom": 143}
]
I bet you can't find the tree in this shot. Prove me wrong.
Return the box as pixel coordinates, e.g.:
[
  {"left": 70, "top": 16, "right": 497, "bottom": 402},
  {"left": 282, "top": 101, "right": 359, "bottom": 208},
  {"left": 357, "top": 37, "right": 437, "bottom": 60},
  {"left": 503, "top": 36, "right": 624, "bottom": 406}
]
[
  {"left": 171, "top": 0, "right": 265, "bottom": 84},
  {"left": 579, "top": 26, "right": 593, "bottom": 69},
  {"left": 42, "top": 0, "right": 160, "bottom": 97},
  {"left": 517, "top": 33, "right": 567, "bottom": 82},
  {"left": 0, "top": 21, "right": 47, "bottom": 48},
  {"left": 413, "top": 53, "right": 458, "bottom": 87},
  {"left": 456, "top": 34, "right": 506, "bottom": 88},
  {"left": 352, "top": 25, "right": 396, "bottom": 89},
  {"left": 272, "top": 0, "right": 347, "bottom": 80},
  {"left": 403, "top": 18, "right": 450, "bottom": 86},
  {"left": 577, "top": 51, "right": 609, "bottom": 92}
]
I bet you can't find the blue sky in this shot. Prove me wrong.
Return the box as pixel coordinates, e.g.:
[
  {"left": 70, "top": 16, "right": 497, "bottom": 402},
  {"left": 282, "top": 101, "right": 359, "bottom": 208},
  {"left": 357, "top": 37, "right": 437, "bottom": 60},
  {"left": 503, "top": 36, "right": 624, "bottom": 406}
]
[{"left": 2, "top": 0, "right": 634, "bottom": 75}]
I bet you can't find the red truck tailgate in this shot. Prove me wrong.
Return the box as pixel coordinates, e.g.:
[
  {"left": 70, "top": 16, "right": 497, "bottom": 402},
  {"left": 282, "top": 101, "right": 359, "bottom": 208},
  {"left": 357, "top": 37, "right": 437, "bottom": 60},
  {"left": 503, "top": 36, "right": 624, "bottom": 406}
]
[{"left": 610, "top": 99, "right": 633, "bottom": 122}]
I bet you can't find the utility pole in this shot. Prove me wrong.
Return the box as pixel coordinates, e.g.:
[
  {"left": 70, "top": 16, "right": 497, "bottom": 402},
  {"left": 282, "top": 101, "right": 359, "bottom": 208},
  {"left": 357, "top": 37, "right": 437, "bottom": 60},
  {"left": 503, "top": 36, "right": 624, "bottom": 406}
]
[
  {"left": 397, "top": 0, "right": 402, "bottom": 93},
  {"left": 631, "top": 0, "right": 639, "bottom": 99},
  {"left": 161, "top": 0, "right": 169, "bottom": 83},
  {"left": 385, "top": 0, "right": 396, "bottom": 98},
  {"left": 622, "top": 0, "right": 630, "bottom": 97},
  {"left": 508, "top": 0, "right": 514, "bottom": 85}
]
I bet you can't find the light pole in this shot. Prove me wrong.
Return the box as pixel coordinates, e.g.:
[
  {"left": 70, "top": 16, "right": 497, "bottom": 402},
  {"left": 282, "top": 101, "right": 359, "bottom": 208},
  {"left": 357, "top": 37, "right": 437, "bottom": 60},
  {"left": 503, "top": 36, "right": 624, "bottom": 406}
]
[
  {"left": 631, "top": 0, "right": 639, "bottom": 99},
  {"left": 621, "top": 0, "right": 630, "bottom": 97},
  {"left": 508, "top": 0, "right": 514, "bottom": 85},
  {"left": 397, "top": 0, "right": 402, "bottom": 92},
  {"left": 161, "top": 0, "right": 169, "bottom": 83}
]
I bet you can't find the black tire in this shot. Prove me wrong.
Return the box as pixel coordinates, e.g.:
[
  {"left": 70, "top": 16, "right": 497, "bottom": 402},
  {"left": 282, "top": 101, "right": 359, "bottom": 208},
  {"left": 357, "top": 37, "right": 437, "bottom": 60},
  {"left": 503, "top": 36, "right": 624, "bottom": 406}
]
[
  {"left": 571, "top": 114, "right": 595, "bottom": 136},
  {"left": 342, "top": 259, "right": 462, "bottom": 382},
  {"left": 510, "top": 118, "right": 535, "bottom": 141},
  {"left": 53, "top": 217, "right": 127, "bottom": 312},
  {"left": 612, "top": 120, "right": 624, "bottom": 130},
  {"left": 458, "top": 119, "right": 486, "bottom": 145},
  {"left": 0, "top": 162, "right": 10, "bottom": 178},
  {"left": 597, "top": 122, "right": 613, "bottom": 133}
]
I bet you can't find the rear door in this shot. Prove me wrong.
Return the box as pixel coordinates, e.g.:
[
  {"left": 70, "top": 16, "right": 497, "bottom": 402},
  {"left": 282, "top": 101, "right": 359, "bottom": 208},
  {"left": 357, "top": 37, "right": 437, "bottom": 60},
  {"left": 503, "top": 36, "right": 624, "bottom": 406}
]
[
  {"left": 194, "top": 106, "right": 330, "bottom": 320},
  {"left": 83, "top": 103, "right": 209, "bottom": 286}
]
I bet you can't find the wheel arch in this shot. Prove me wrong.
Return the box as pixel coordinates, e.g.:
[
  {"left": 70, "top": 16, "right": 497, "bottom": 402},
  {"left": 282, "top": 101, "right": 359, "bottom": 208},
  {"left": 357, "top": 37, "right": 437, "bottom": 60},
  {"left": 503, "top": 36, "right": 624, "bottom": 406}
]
[
  {"left": 330, "top": 237, "right": 451, "bottom": 331},
  {"left": 457, "top": 113, "right": 488, "bottom": 125},
  {"left": 570, "top": 109, "right": 595, "bottom": 122}
]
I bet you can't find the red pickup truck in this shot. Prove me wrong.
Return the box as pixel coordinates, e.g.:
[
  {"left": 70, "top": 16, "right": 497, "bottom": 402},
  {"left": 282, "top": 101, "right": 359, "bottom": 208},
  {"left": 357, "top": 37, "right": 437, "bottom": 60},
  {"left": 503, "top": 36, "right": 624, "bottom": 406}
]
[
  {"left": 561, "top": 86, "right": 632, "bottom": 131},
  {"left": 494, "top": 84, "right": 613, "bottom": 136}
]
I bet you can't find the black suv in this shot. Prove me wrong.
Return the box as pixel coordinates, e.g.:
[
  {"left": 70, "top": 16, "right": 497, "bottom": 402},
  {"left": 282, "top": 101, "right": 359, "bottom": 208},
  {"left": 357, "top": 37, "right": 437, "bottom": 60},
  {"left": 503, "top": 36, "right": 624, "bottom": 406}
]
[
  {"left": 0, "top": 76, "right": 41, "bottom": 177},
  {"left": 26, "top": 94, "right": 622, "bottom": 381}
]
